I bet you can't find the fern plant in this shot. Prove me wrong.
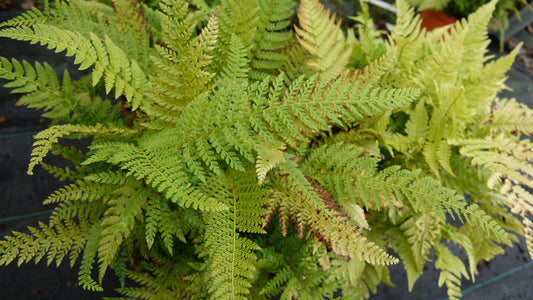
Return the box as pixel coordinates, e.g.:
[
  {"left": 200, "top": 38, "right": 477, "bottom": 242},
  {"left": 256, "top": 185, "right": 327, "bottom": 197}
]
[{"left": 0, "top": 0, "right": 531, "bottom": 299}]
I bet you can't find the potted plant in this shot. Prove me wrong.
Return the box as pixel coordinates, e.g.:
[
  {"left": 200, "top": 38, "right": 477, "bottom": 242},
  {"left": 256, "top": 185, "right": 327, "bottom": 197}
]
[
  {"left": 406, "top": 0, "right": 527, "bottom": 36},
  {"left": 0, "top": 0, "right": 531, "bottom": 299}
]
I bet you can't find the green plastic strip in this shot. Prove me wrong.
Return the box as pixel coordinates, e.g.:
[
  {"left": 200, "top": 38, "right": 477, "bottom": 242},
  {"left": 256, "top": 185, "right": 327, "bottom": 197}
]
[
  {"left": 0, "top": 210, "right": 53, "bottom": 223},
  {"left": 442, "top": 260, "right": 533, "bottom": 300},
  {"left": 0, "top": 131, "right": 39, "bottom": 139}
]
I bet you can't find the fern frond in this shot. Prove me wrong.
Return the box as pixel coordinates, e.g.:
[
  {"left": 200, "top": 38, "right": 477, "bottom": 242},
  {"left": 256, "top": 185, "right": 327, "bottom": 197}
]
[
  {"left": 168, "top": 73, "right": 419, "bottom": 178},
  {"left": 400, "top": 213, "right": 440, "bottom": 283},
  {"left": 97, "top": 185, "right": 145, "bottom": 283},
  {"left": 0, "top": 59, "right": 122, "bottom": 125},
  {"left": 41, "top": 162, "right": 85, "bottom": 182},
  {"left": 463, "top": 46, "right": 520, "bottom": 112},
  {"left": 405, "top": 98, "right": 429, "bottom": 143},
  {"left": 387, "top": 225, "right": 423, "bottom": 291},
  {"left": 44, "top": 180, "right": 110, "bottom": 204},
  {"left": 28, "top": 124, "right": 137, "bottom": 175},
  {"left": 200, "top": 169, "right": 268, "bottom": 299},
  {"left": 272, "top": 172, "right": 398, "bottom": 265},
  {"left": 390, "top": 0, "right": 425, "bottom": 67},
  {"left": 213, "top": 0, "right": 259, "bottom": 73},
  {"left": 256, "top": 143, "right": 286, "bottom": 185},
  {"left": 259, "top": 241, "right": 338, "bottom": 299},
  {"left": 423, "top": 109, "right": 446, "bottom": 178},
  {"left": 463, "top": 204, "right": 510, "bottom": 243},
  {"left": 0, "top": 6, "right": 48, "bottom": 28},
  {"left": 434, "top": 242, "right": 468, "bottom": 300},
  {"left": 85, "top": 170, "right": 138, "bottom": 186},
  {"left": 114, "top": 255, "right": 194, "bottom": 299},
  {"left": 218, "top": 34, "right": 250, "bottom": 83},
  {"left": 0, "top": 57, "right": 58, "bottom": 94},
  {"left": 0, "top": 220, "right": 88, "bottom": 268},
  {"left": 145, "top": 194, "right": 186, "bottom": 254},
  {"left": 488, "top": 98, "right": 533, "bottom": 136},
  {"left": 450, "top": 135, "right": 533, "bottom": 188},
  {"left": 302, "top": 142, "right": 465, "bottom": 217},
  {"left": 0, "top": 24, "right": 97, "bottom": 69},
  {"left": 451, "top": 0, "right": 497, "bottom": 70},
  {"left": 351, "top": 47, "right": 397, "bottom": 86},
  {"left": 84, "top": 139, "right": 228, "bottom": 212},
  {"left": 294, "top": 0, "right": 353, "bottom": 79},
  {"left": 279, "top": 42, "right": 313, "bottom": 83},
  {"left": 78, "top": 223, "right": 103, "bottom": 291},
  {"left": 0, "top": 23, "right": 151, "bottom": 110},
  {"left": 249, "top": 0, "right": 296, "bottom": 81},
  {"left": 145, "top": 3, "right": 218, "bottom": 126},
  {"left": 503, "top": 184, "right": 533, "bottom": 258}
]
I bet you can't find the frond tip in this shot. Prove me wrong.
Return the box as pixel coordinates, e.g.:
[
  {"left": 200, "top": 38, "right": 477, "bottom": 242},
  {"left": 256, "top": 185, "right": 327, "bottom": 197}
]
[{"left": 294, "top": 0, "right": 353, "bottom": 79}]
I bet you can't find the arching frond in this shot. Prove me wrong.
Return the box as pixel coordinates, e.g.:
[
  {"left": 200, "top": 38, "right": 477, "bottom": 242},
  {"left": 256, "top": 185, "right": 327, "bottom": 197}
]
[{"left": 294, "top": 0, "right": 353, "bottom": 79}]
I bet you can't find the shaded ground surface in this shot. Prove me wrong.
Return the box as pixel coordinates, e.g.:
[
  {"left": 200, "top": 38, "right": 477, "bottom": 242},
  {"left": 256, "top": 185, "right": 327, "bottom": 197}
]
[{"left": 0, "top": 7, "right": 532, "bottom": 300}]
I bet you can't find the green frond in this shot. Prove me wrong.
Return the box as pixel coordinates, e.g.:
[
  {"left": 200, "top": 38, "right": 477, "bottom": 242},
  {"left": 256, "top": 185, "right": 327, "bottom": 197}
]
[
  {"left": 145, "top": 2, "right": 218, "bottom": 127},
  {"left": 437, "top": 139, "right": 455, "bottom": 176},
  {"left": 294, "top": 0, "right": 352, "bottom": 79},
  {"left": 450, "top": 135, "right": 533, "bottom": 188},
  {"left": 168, "top": 73, "right": 418, "bottom": 177},
  {"left": 43, "top": 180, "right": 109, "bottom": 204},
  {"left": 464, "top": 46, "right": 520, "bottom": 111},
  {"left": 109, "top": 0, "right": 149, "bottom": 43},
  {"left": 387, "top": 225, "right": 423, "bottom": 291},
  {"left": 347, "top": 3, "right": 388, "bottom": 70},
  {"left": 0, "top": 6, "right": 48, "bottom": 28},
  {"left": 114, "top": 256, "right": 194, "bottom": 299},
  {"left": 434, "top": 242, "right": 468, "bottom": 300},
  {"left": 302, "top": 142, "right": 465, "bottom": 217},
  {"left": 249, "top": 0, "right": 296, "bottom": 81},
  {"left": 28, "top": 124, "right": 136, "bottom": 175},
  {"left": 279, "top": 42, "right": 313, "bottom": 83},
  {"left": 0, "top": 21, "right": 151, "bottom": 110},
  {"left": 503, "top": 184, "right": 533, "bottom": 258},
  {"left": 256, "top": 143, "right": 286, "bottom": 185},
  {"left": 0, "top": 24, "right": 97, "bottom": 70},
  {"left": 157, "top": 0, "right": 194, "bottom": 53},
  {"left": 259, "top": 241, "right": 338, "bottom": 299},
  {"left": 84, "top": 140, "right": 228, "bottom": 212},
  {"left": 213, "top": 0, "right": 259, "bottom": 72},
  {"left": 85, "top": 170, "right": 138, "bottom": 186},
  {"left": 451, "top": 0, "right": 497, "bottom": 70},
  {"left": 97, "top": 185, "right": 145, "bottom": 283},
  {"left": 78, "top": 223, "right": 104, "bottom": 291},
  {"left": 405, "top": 98, "right": 429, "bottom": 142},
  {"left": 145, "top": 194, "right": 187, "bottom": 254},
  {"left": 400, "top": 214, "right": 440, "bottom": 286},
  {"left": 272, "top": 173, "right": 398, "bottom": 265},
  {"left": 218, "top": 35, "right": 250, "bottom": 83},
  {"left": 423, "top": 109, "right": 446, "bottom": 178},
  {"left": 0, "top": 58, "right": 122, "bottom": 125},
  {"left": 351, "top": 48, "right": 396, "bottom": 85},
  {"left": 488, "top": 98, "right": 533, "bottom": 135},
  {"left": 463, "top": 204, "right": 510, "bottom": 243},
  {"left": 463, "top": 226, "right": 507, "bottom": 269},
  {"left": 41, "top": 163, "right": 85, "bottom": 182},
  {"left": 440, "top": 225, "right": 478, "bottom": 279},
  {"left": 51, "top": 143, "right": 87, "bottom": 165},
  {"left": 200, "top": 169, "right": 268, "bottom": 299},
  {"left": 0, "top": 220, "right": 88, "bottom": 268},
  {"left": 390, "top": 0, "right": 425, "bottom": 67},
  {"left": 0, "top": 57, "right": 58, "bottom": 94}
]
